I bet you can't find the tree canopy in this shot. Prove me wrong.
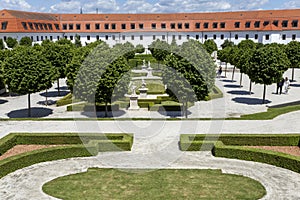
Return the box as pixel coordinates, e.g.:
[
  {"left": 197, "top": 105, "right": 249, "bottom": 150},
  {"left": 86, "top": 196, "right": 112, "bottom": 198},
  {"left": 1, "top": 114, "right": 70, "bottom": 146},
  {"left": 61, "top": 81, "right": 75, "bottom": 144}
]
[
  {"left": 285, "top": 41, "right": 300, "bottom": 81},
  {"left": 203, "top": 39, "right": 218, "bottom": 55},
  {"left": 6, "top": 37, "right": 18, "bottom": 48},
  {"left": 19, "top": 37, "right": 32, "bottom": 47}
]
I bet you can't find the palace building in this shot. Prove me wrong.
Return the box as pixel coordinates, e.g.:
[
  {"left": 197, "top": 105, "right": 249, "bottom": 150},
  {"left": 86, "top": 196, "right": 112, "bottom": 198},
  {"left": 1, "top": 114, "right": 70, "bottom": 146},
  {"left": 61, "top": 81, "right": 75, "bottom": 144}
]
[{"left": 1, "top": 9, "right": 300, "bottom": 48}]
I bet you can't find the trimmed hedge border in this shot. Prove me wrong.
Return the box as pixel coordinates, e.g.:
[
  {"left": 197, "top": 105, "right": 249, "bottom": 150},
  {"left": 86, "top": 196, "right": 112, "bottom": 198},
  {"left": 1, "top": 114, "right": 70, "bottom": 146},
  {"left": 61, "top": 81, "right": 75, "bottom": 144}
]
[
  {"left": 180, "top": 134, "right": 300, "bottom": 173},
  {"left": 0, "top": 133, "right": 133, "bottom": 178}
]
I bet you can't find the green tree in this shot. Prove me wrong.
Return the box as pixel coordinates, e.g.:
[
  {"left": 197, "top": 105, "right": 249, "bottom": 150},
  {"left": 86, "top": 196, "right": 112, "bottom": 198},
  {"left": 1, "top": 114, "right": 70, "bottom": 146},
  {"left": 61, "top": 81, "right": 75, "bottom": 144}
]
[
  {"left": 221, "top": 39, "right": 234, "bottom": 49},
  {"left": 74, "top": 34, "right": 82, "bottom": 48},
  {"left": 6, "top": 37, "right": 18, "bottom": 48},
  {"left": 217, "top": 46, "right": 232, "bottom": 77},
  {"left": 19, "top": 37, "right": 32, "bottom": 47},
  {"left": 248, "top": 46, "right": 290, "bottom": 104},
  {"left": 285, "top": 41, "right": 300, "bottom": 81},
  {"left": 148, "top": 39, "right": 170, "bottom": 67},
  {"left": 203, "top": 39, "right": 218, "bottom": 55},
  {"left": 135, "top": 44, "right": 145, "bottom": 54},
  {"left": 0, "top": 39, "right": 4, "bottom": 50},
  {"left": 3, "top": 46, "right": 53, "bottom": 116}
]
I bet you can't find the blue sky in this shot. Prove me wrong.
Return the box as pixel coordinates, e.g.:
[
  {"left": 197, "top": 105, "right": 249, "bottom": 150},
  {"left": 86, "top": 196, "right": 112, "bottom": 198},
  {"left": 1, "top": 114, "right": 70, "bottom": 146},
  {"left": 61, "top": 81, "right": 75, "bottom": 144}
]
[{"left": 0, "top": 0, "right": 299, "bottom": 13}]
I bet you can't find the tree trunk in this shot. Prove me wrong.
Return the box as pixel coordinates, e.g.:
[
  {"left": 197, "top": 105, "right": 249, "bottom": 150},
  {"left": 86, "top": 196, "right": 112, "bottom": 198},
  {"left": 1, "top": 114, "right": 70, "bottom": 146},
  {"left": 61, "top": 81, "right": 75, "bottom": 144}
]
[
  {"left": 239, "top": 73, "right": 243, "bottom": 87},
  {"left": 28, "top": 93, "right": 31, "bottom": 117},
  {"left": 231, "top": 66, "right": 235, "bottom": 82},
  {"left": 292, "top": 67, "right": 295, "bottom": 82},
  {"left": 224, "top": 63, "right": 227, "bottom": 78},
  {"left": 105, "top": 102, "right": 108, "bottom": 117},
  {"left": 262, "top": 84, "right": 266, "bottom": 104},
  {"left": 57, "top": 78, "right": 60, "bottom": 96},
  {"left": 249, "top": 81, "right": 252, "bottom": 95},
  {"left": 185, "top": 102, "right": 188, "bottom": 119},
  {"left": 46, "top": 89, "right": 48, "bottom": 106}
]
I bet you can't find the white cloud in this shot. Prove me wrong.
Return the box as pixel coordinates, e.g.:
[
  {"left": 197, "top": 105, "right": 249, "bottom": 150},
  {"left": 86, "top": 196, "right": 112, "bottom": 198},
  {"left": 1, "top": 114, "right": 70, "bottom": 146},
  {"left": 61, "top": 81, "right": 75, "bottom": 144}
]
[
  {"left": 232, "top": 0, "right": 269, "bottom": 10},
  {"left": 0, "top": 0, "right": 31, "bottom": 10},
  {"left": 50, "top": 0, "right": 81, "bottom": 13},
  {"left": 283, "top": 1, "right": 300, "bottom": 8},
  {"left": 84, "top": 0, "right": 119, "bottom": 13}
]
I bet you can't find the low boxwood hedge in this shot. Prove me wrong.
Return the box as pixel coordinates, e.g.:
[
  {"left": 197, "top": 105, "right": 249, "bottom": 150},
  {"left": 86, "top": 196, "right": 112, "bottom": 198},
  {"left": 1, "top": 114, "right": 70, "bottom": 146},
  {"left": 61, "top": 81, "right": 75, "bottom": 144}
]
[
  {"left": 0, "top": 133, "right": 133, "bottom": 178},
  {"left": 180, "top": 134, "right": 300, "bottom": 173}
]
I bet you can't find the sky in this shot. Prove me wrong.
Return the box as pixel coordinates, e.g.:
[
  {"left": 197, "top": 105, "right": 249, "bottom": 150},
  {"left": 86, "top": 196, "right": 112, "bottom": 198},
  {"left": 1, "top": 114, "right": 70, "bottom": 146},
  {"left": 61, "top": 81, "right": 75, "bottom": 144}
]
[{"left": 0, "top": 0, "right": 300, "bottom": 14}]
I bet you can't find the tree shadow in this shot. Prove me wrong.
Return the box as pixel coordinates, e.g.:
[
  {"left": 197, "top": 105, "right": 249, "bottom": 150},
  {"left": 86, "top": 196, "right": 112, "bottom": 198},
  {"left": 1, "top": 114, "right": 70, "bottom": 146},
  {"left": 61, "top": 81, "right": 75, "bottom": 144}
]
[
  {"left": 223, "top": 84, "right": 242, "bottom": 88},
  {"left": 232, "top": 97, "right": 271, "bottom": 105},
  {"left": 0, "top": 92, "right": 21, "bottom": 97},
  {"left": 55, "top": 86, "right": 69, "bottom": 91},
  {"left": 290, "top": 84, "right": 300, "bottom": 87},
  {"left": 40, "top": 91, "right": 69, "bottom": 98},
  {"left": 227, "top": 90, "right": 254, "bottom": 95},
  {"left": 221, "top": 79, "right": 237, "bottom": 83},
  {"left": 7, "top": 107, "right": 53, "bottom": 118},
  {"left": 158, "top": 110, "right": 192, "bottom": 118},
  {"left": 0, "top": 99, "right": 8, "bottom": 104},
  {"left": 81, "top": 110, "right": 126, "bottom": 118},
  {"left": 37, "top": 100, "right": 56, "bottom": 106}
]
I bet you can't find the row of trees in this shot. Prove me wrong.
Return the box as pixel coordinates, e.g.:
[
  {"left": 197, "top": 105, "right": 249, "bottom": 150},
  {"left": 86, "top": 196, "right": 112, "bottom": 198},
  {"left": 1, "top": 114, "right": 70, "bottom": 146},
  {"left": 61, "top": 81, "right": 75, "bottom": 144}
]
[{"left": 218, "top": 39, "right": 299, "bottom": 103}]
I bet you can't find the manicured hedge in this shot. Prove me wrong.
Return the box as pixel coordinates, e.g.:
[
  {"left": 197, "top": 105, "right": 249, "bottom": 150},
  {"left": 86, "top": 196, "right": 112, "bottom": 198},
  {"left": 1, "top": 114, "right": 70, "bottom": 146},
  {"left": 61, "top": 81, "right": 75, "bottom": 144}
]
[
  {"left": 180, "top": 134, "right": 300, "bottom": 173},
  {"left": 0, "top": 133, "right": 133, "bottom": 178},
  {"left": 67, "top": 104, "right": 119, "bottom": 112}
]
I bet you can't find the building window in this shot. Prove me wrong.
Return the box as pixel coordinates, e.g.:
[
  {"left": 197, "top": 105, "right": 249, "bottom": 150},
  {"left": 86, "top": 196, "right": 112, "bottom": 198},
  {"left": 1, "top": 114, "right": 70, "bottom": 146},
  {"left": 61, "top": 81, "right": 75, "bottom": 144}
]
[
  {"left": 292, "top": 20, "right": 298, "bottom": 27},
  {"left": 263, "top": 21, "right": 269, "bottom": 26},
  {"left": 196, "top": 35, "right": 199, "bottom": 40},
  {"left": 131, "top": 35, "right": 134, "bottom": 40},
  {"left": 3, "top": 36, "right": 6, "bottom": 41},
  {"left": 153, "top": 35, "right": 156, "bottom": 40},
  {"left": 171, "top": 23, "right": 176, "bottom": 29},
  {"left": 161, "top": 23, "right": 166, "bottom": 29},
  {"left": 105, "top": 24, "right": 109, "bottom": 29},
  {"left": 54, "top": 24, "right": 60, "bottom": 30},
  {"left": 39, "top": 23, "right": 44, "bottom": 30},
  {"left": 139, "top": 23, "right": 144, "bottom": 29},
  {"left": 282, "top": 34, "right": 286, "bottom": 40},
  {"left": 36, "top": 36, "right": 39, "bottom": 41},
  {"left": 86, "top": 24, "right": 90, "bottom": 30},
  {"left": 69, "top": 24, "right": 74, "bottom": 30},
  {"left": 140, "top": 35, "right": 143, "bottom": 40},
  {"left": 131, "top": 23, "right": 135, "bottom": 29},
  {"left": 112, "top": 23, "right": 116, "bottom": 30},
  {"left": 95, "top": 23, "right": 100, "bottom": 30},
  {"left": 246, "top": 34, "right": 249, "bottom": 39},
  {"left": 213, "top": 22, "right": 218, "bottom": 28},
  {"left": 121, "top": 24, "right": 126, "bottom": 29},
  {"left": 221, "top": 34, "right": 224, "bottom": 40},
  {"left": 184, "top": 23, "right": 189, "bottom": 29},
  {"left": 50, "top": 36, "right": 53, "bottom": 41},
  {"left": 28, "top": 22, "right": 34, "bottom": 30},
  {"left": 178, "top": 35, "right": 182, "bottom": 40},
  {"left": 292, "top": 34, "right": 296, "bottom": 40},
  {"left": 43, "top": 24, "right": 48, "bottom": 30},
  {"left": 254, "top": 21, "right": 260, "bottom": 28},
  {"left": 64, "top": 36, "right": 67, "bottom": 39},
  {"left": 31, "top": 36, "right": 33, "bottom": 41},
  {"left": 87, "top": 35, "right": 90, "bottom": 40},
  {"left": 122, "top": 35, "right": 125, "bottom": 40},
  {"left": 48, "top": 24, "right": 53, "bottom": 30},
  {"left": 195, "top": 23, "right": 200, "bottom": 29},
  {"left": 152, "top": 23, "right": 156, "bottom": 29},
  {"left": 112, "top": 35, "right": 115, "bottom": 40},
  {"left": 187, "top": 35, "right": 190, "bottom": 39},
  {"left": 255, "top": 34, "right": 258, "bottom": 40},
  {"left": 162, "top": 35, "right": 166, "bottom": 40},
  {"left": 21, "top": 22, "right": 28, "bottom": 30},
  {"left": 220, "top": 22, "right": 226, "bottom": 28},
  {"left": 105, "top": 35, "right": 109, "bottom": 40},
  {"left": 213, "top": 35, "right": 217, "bottom": 39},
  {"left": 70, "top": 36, "right": 74, "bottom": 40},
  {"left": 76, "top": 24, "right": 81, "bottom": 30},
  {"left": 178, "top": 23, "right": 182, "bottom": 29},
  {"left": 204, "top": 35, "right": 208, "bottom": 40},
  {"left": 172, "top": 35, "right": 175, "bottom": 40},
  {"left": 204, "top": 22, "right": 209, "bottom": 28},
  {"left": 41, "top": 36, "right": 43, "bottom": 41},
  {"left": 265, "top": 35, "right": 270, "bottom": 40},
  {"left": 34, "top": 23, "right": 39, "bottom": 30},
  {"left": 1, "top": 21, "right": 8, "bottom": 30},
  {"left": 57, "top": 36, "right": 60, "bottom": 40},
  {"left": 282, "top": 20, "right": 288, "bottom": 28},
  {"left": 273, "top": 20, "right": 279, "bottom": 27},
  {"left": 245, "top": 21, "right": 251, "bottom": 28},
  {"left": 62, "top": 24, "right": 67, "bottom": 30},
  {"left": 96, "top": 35, "right": 100, "bottom": 40},
  {"left": 235, "top": 22, "right": 240, "bottom": 28},
  {"left": 235, "top": 34, "right": 238, "bottom": 40}
]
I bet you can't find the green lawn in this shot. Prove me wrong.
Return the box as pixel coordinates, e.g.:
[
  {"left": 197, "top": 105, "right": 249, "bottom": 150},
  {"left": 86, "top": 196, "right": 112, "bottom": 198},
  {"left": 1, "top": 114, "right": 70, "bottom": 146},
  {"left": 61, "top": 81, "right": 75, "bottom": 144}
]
[{"left": 43, "top": 168, "right": 266, "bottom": 200}]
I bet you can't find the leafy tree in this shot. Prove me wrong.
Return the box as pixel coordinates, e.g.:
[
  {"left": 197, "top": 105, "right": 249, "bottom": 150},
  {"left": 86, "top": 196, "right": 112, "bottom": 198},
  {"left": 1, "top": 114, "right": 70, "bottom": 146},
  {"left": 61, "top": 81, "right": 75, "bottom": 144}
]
[
  {"left": 0, "top": 39, "right": 4, "bottom": 50},
  {"left": 2, "top": 46, "right": 53, "bottom": 116},
  {"left": 217, "top": 46, "right": 232, "bottom": 77},
  {"left": 248, "top": 46, "right": 290, "bottom": 104},
  {"left": 56, "top": 38, "right": 74, "bottom": 47},
  {"left": 74, "top": 34, "right": 82, "bottom": 48},
  {"left": 19, "top": 37, "right": 32, "bottom": 47},
  {"left": 6, "top": 37, "right": 18, "bottom": 48},
  {"left": 135, "top": 44, "right": 145, "bottom": 54},
  {"left": 148, "top": 39, "right": 170, "bottom": 67},
  {"left": 285, "top": 41, "right": 300, "bottom": 81},
  {"left": 221, "top": 39, "right": 234, "bottom": 49},
  {"left": 203, "top": 39, "right": 218, "bottom": 55},
  {"left": 113, "top": 42, "right": 135, "bottom": 61}
]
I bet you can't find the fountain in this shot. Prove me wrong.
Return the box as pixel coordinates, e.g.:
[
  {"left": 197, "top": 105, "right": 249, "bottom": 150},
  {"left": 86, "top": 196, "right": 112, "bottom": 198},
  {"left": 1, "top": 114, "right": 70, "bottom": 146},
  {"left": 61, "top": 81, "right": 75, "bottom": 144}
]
[
  {"left": 132, "top": 61, "right": 161, "bottom": 81},
  {"left": 138, "top": 78, "right": 148, "bottom": 99}
]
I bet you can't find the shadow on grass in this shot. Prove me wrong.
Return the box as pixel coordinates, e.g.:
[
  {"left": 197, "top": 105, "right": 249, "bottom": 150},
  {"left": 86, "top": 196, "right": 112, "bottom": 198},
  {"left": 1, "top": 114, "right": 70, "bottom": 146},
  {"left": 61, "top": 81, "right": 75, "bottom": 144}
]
[
  {"left": 7, "top": 107, "right": 53, "bottom": 118},
  {"left": 81, "top": 110, "right": 126, "bottom": 118},
  {"left": 40, "top": 91, "right": 69, "bottom": 98},
  {"left": 227, "top": 90, "right": 254, "bottom": 95},
  {"left": 232, "top": 97, "right": 271, "bottom": 105},
  {"left": 0, "top": 99, "right": 8, "bottom": 104}
]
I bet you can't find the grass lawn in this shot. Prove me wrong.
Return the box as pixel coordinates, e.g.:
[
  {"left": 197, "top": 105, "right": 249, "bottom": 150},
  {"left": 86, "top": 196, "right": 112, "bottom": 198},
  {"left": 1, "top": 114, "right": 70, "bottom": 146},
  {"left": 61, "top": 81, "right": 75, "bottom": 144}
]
[{"left": 43, "top": 168, "right": 266, "bottom": 200}]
